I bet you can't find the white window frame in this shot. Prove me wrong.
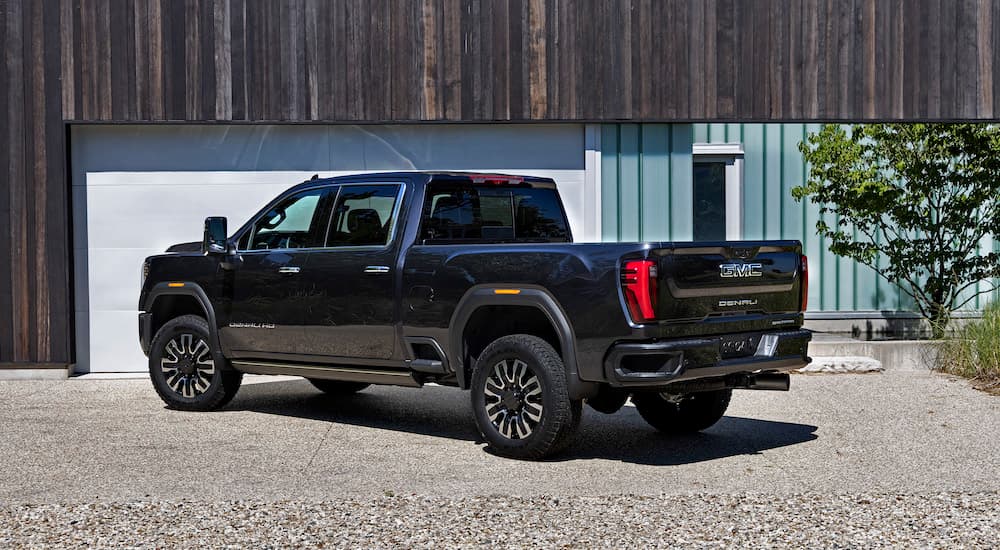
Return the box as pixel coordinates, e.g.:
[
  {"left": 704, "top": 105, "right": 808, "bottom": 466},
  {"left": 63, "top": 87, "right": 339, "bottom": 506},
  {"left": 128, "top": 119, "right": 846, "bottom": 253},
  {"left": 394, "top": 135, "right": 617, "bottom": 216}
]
[{"left": 692, "top": 143, "right": 744, "bottom": 241}]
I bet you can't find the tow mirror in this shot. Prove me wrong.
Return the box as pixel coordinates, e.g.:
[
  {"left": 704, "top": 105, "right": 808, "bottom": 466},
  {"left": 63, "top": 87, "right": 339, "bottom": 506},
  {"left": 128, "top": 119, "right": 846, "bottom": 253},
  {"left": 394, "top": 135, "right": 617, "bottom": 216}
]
[{"left": 203, "top": 216, "right": 229, "bottom": 254}]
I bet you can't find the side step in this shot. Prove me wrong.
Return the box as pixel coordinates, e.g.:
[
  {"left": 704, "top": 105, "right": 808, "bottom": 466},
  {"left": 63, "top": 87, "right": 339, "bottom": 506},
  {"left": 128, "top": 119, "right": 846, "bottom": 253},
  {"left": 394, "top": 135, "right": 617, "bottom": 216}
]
[{"left": 231, "top": 360, "right": 422, "bottom": 388}]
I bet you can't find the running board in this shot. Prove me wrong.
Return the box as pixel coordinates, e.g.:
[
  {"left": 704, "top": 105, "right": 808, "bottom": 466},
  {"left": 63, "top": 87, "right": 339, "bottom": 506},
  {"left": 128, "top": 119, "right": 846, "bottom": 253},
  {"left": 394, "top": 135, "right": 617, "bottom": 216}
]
[{"left": 231, "top": 360, "right": 422, "bottom": 388}]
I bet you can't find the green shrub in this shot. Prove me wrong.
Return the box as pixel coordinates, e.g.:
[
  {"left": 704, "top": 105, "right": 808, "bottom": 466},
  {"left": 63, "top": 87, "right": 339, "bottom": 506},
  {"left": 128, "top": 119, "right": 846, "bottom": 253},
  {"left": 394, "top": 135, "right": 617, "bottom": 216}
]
[{"left": 937, "top": 301, "right": 1000, "bottom": 394}]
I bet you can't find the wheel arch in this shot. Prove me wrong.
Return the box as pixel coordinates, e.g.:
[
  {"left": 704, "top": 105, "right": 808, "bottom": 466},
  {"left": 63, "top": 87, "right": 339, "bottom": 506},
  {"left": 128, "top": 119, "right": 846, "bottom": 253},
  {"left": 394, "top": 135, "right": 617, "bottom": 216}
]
[
  {"left": 144, "top": 282, "right": 228, "bottom": 367},
  {"left": 448, "top": 285, "right": 596, "bottom": 399}
]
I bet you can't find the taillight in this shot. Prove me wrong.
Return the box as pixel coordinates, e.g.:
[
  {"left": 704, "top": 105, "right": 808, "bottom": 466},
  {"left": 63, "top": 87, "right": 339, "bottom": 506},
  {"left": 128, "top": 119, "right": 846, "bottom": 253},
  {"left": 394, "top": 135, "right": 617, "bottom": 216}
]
[
  {"left": 800, "top": 254, "right": 809, "bottom": 312},
  {"left": 621, "top": 259, "right": 658, "bottom": 323}
]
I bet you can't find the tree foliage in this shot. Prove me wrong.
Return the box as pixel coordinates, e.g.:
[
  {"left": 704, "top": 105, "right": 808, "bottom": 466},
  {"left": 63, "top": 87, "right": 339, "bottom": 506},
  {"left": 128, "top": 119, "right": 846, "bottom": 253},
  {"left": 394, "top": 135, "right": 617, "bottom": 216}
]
[{"left": 795, "top": 124, "right": 1000, "bottom": 337}]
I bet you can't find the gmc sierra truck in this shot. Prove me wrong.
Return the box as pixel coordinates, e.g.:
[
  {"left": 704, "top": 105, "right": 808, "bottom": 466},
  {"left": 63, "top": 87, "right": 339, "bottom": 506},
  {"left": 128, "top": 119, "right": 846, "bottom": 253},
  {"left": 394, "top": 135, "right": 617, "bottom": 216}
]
[{"left": 139, "top": 171, "right": 811, "bottom": 459}]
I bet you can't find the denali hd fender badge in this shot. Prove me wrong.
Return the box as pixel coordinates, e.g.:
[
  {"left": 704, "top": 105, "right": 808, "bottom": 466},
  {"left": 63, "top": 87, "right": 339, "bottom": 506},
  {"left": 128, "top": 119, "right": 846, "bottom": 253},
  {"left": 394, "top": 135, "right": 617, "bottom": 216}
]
[
  {"left": 719, "top": 263, "right": 763, "bottom": 278},
  {"left": 229, "top": 322, "right": 276, "bottom": 329},
  {"left": 719, "top": 298, "right": 758, "bottom": 307}
]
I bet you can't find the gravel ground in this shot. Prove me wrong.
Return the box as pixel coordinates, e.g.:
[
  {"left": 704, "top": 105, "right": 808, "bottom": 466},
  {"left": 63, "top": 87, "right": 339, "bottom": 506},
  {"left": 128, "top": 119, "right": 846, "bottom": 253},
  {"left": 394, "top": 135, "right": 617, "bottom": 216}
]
[
  {"left": 2, "top": 372, "right": 998, "bottom": 547},
  {"left": 2, "top": 493, "right": 997, "bottom": 548}
]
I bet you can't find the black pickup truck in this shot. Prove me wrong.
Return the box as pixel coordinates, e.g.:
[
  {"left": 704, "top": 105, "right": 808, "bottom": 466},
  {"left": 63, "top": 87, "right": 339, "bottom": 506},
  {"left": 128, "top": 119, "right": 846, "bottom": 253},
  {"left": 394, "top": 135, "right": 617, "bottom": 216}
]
[{"left": 139, "top": 171, "right": 811, "bottom": 459}]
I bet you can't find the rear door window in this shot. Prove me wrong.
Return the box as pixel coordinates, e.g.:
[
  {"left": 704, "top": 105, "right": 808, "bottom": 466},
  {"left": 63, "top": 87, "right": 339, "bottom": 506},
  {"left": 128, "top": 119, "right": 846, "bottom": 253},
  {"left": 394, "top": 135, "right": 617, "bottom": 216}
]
[{"left": 326, "top": 184, "right": 401, "bottom": 247}]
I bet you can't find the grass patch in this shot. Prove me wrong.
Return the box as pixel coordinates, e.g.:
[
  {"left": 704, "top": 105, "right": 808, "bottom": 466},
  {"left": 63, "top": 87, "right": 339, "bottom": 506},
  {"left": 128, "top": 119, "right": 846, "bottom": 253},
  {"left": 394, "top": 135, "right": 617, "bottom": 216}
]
[{"left": 937, "top": 302, "right": 1000, "bottom": 395}]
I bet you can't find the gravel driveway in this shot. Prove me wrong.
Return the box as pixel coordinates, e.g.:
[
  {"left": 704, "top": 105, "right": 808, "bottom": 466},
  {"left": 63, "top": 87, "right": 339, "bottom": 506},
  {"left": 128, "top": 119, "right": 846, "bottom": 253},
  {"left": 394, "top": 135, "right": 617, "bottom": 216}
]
[{"left": 1, "top": 371, "right": 997, "bottom": 547}]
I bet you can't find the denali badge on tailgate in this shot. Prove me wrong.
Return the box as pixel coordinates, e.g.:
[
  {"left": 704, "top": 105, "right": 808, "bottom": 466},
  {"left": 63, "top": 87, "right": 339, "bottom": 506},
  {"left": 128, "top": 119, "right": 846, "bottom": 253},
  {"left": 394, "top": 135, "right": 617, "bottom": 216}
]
[{"left": 719, "top": 263, "right": 763, "bottom": 278}]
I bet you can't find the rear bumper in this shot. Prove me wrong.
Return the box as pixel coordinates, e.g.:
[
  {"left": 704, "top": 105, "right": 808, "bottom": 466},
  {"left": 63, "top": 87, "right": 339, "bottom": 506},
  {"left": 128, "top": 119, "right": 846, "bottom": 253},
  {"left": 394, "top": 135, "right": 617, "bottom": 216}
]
[{"left": 603, "top": 329, "right": 811, "bottom": 387}]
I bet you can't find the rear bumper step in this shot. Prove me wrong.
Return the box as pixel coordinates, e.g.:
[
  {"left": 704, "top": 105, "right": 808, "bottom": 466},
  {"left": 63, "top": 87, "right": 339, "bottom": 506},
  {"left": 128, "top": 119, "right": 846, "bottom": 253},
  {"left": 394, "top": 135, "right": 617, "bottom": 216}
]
[{"left": 604, "top": 329, "right": 811, "bottom": 388}]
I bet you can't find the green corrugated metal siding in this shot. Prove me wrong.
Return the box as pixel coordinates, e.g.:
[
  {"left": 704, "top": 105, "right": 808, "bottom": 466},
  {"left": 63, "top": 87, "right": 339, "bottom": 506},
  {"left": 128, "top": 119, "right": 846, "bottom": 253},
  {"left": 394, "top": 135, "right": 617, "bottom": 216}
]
[
  {"left": 602, "top": 123, "right": 994, "bottom": 313},
  {"left": 601, "top": 124, "right": 693, "bottom": 241}
]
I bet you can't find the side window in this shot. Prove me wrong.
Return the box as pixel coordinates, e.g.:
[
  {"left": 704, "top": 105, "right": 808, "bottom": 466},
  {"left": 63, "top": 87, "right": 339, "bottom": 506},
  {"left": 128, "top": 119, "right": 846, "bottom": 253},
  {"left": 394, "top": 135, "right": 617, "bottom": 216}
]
[
  {"left": 327, "top": 184, "right": 400, "bottom": 247},
  {"left": 420, "top": 184, "right": 570, "bottom": 243},
  {"left": 423, "top": 187, "right": 512, "bottom": 241},
  {"left": 243, "top": 188, "right": 331, "bottom": 250},
  {"left": 512, "top": 189, "right": 569, "bottom": 241}
]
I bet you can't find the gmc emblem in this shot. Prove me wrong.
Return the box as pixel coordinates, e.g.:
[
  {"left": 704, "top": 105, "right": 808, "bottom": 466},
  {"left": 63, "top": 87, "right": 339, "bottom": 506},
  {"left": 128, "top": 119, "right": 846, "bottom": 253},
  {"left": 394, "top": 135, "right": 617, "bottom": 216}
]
[{"left": 719, "top": 263, "right": 763, "bottom": 278}]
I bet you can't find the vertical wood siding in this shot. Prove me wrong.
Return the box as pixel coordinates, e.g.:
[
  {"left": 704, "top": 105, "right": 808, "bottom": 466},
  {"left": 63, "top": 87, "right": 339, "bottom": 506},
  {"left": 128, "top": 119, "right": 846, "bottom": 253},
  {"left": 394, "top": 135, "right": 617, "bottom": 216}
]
[
  {"left": 4, "top": 0, "right": 1000, "bottom": 365},
  {"left": 23, "top": 0, "right": 1000, "bottom": 124}
]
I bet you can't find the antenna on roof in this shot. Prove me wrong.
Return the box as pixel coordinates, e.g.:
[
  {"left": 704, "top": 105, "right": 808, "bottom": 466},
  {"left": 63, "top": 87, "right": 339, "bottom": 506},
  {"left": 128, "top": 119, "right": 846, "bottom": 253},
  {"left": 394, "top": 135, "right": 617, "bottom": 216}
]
[{"left": 310, "top": 174, "right": 319, "bottom": 180}]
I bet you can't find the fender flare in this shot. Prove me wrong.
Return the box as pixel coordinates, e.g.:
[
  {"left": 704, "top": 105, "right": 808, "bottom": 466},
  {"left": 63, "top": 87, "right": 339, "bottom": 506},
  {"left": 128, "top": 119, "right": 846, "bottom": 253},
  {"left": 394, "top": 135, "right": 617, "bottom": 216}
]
[
  {"left": 447, "top": 285, "right": 596, "bottom": 400},
  {"left": 143, "top": 282, "right": 228, "bottom": 368}
]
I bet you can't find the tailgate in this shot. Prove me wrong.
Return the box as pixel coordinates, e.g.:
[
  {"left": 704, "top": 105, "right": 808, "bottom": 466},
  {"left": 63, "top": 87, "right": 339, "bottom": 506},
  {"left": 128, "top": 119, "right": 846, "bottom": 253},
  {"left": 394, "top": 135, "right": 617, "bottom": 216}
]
[{"left": 649, "top": 242, "right": 804, "bottom": 321}]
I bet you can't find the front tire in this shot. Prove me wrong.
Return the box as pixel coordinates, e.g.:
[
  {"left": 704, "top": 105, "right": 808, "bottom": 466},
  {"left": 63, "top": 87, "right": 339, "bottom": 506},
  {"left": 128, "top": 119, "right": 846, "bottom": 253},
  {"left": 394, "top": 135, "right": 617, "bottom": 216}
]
[
  {"left": 471, "top": 334, "right": 582, "bottom": 460},
  {"left": 149, "top": 314, "right": 242, "bottom": 411},
  {"left": 631, "top": 389, "right": 732, "bottom": 434}
]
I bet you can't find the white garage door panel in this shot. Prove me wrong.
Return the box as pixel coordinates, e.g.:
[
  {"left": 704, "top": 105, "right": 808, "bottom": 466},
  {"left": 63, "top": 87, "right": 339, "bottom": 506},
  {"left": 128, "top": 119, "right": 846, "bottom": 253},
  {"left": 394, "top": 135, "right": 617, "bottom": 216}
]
[
  {"left": 73, "top": 124, "right": 589, "bottom": 373},
  {"left": 81, "top": 173, "right": 312, "bottom": 251}
]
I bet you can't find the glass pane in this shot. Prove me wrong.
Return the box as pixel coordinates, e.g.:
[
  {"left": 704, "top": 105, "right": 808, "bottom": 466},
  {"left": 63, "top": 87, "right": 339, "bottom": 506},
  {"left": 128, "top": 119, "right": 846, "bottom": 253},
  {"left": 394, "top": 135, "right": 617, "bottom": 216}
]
[
  {"left": 513, "top": 189, "right": 570, "bottom": 241},
  {"left": 249, "top": 188, "right": 327, "bottom": 249},
  {"left": 327, "top": 185, "right": 400, "bottom": 247},
  {"left": 421, "top": 183, "right": 569, "bottom": 243},
  {"left": 422, "top": 186, "right": 510, "bottom": 241},
  {"left": 693, "top": 162, "right": 727, "bottom": 241}
]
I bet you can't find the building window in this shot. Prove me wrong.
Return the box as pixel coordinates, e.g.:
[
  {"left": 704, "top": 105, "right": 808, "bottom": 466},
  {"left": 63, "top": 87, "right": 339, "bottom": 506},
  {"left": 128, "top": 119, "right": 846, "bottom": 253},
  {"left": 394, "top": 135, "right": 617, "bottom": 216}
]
[{"left": 692, "top": 143, "right": 743, "bottom": 241}]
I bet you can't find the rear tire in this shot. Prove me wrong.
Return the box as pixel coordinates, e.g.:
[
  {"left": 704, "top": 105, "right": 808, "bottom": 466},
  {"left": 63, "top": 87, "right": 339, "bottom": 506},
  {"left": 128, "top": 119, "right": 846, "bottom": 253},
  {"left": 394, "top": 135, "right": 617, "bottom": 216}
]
[
  {"left": 471, "top": 334, "right": 582, "bottom": 460},
  {"left": 631, "top": 389, "right": 732, "bottom": 434},
  {"left": 307, "top": 378, "right": 370, "bottom": 395},
  {"left": 149, "top": 314, "right": 243, "bottom": 411}
]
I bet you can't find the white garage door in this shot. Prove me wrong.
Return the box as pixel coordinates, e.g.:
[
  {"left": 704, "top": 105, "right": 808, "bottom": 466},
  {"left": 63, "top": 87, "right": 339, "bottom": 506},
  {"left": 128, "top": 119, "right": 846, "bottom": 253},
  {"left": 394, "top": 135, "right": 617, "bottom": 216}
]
[{"left": 71, "top": 124, "right": 591, "bottom": 373}]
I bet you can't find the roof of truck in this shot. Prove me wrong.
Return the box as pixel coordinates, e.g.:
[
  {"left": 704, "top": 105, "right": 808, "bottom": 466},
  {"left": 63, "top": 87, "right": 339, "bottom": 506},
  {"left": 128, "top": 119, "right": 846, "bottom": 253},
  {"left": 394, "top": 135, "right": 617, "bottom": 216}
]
[{"left": 290, "top": 171, "right": 558, "bottom": 192}]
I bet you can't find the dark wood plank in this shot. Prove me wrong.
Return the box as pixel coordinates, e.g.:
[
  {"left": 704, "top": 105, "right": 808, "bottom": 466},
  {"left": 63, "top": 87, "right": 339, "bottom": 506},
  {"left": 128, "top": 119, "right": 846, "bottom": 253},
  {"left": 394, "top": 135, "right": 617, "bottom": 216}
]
[
  {"left": 26, "top": 0, "right": 46, "bottom": 359},
  {"left": 108, "top": 0, "right": 127, "bottom": 120},
  {"left": 715, "top": 0, "right": 736, "bottom": 118},
  {"left": 0, "top": 0, "right": 12, "bottom": 361},
  {"left": 676, "top": 0, "right": 692, "bottom": 120},
  {"left": 477, "top": 0, "right": 494, "bottom": 120},
  {"left": 957, "top": 0, "right": 981, "bottom": 118},
  {"left": 938, "top": 0, "right": 957, "bottom": 119},
  {"left": 95, "top": 0, "right": 111, "bottom": 119},
  {"left": 923, "top": 0, "right": 942, "bottom": 119},
  {"left": 229, "top": 0, "right": 246, "bottom": 120},
  {"left": 148, "top": 0, "right": 164, "bottom": 120},
  {"left": 786, "top": 0, "right": 803, "bottom": 119},
  {"left": 505, "top": 0, "right": 522, "bottom": 120},
  {"left": 6, "top": 0, "right": 29, "bottom": 360},
  {"left": 993, "top": 0, "right": 1000, "bottom": 117},
  {"left": 702, "top": 0, "right": 717, "bottom": 119},
  {"left": 43, "top": 0, "right": 66, "bottom": 361},
  {"left": 978, "top": 0, "right": 993, "bottom": 117},
  {"left": 198, "top": 0, "right": 216, "bottom": 120},
  {"left": 527, "top": 0, "right": 546, "bottom": 119}
]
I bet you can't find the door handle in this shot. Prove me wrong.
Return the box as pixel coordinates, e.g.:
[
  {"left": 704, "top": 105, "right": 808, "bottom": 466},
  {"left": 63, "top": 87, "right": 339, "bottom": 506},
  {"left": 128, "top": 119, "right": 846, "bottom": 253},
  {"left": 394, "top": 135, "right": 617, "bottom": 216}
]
[
  {"left": 364, "top": 265, "right": 391, "bottom": 274},
  {"left": 277, "top": 266, "right": 301, "bottom": 274}
]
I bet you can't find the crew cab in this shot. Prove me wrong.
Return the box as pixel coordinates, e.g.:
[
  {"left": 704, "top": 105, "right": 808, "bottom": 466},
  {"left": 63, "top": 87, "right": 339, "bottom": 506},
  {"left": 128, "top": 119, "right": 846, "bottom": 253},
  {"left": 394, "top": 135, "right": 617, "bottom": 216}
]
[{"left": 139, "top": 172, "right": 811, "bottom": 459}]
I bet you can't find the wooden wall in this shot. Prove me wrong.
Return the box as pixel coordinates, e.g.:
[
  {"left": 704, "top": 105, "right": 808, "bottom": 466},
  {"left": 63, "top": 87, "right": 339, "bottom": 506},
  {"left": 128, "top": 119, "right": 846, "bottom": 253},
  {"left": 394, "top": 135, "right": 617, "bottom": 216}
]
[{"left": 3, "top": 0, "right": 1000, "bottom": 366}]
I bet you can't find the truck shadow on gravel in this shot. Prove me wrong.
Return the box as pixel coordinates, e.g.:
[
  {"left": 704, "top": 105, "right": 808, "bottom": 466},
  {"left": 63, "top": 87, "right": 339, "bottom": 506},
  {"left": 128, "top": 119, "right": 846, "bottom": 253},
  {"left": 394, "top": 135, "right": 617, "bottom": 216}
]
[{"left": 227, "top": 380, "right": 818, "bottom": 466}]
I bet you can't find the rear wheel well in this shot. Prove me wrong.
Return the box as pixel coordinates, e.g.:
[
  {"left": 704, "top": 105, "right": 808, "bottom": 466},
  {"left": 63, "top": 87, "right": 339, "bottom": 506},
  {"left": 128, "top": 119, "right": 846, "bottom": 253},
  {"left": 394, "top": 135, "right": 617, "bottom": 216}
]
[
  {"left": 150, "top": 294, "right": 207, "bottom": 338},
  {"left": 462, "top": 305, "right": 562, "bottom": 386}
]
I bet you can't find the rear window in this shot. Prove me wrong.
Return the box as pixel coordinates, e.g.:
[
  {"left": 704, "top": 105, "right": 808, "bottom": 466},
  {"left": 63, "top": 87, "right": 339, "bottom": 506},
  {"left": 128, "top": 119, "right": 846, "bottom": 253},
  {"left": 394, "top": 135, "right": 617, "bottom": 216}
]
[{"left": 420, "top": 184, "right": 570, "bottom": 244}]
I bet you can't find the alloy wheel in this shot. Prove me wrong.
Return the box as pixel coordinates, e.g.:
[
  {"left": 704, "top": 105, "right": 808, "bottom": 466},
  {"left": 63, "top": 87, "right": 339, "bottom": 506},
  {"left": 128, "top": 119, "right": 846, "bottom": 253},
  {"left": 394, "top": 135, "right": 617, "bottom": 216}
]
[
  {"left": 482, "top": 358, "right": 544, "bottom": 439},
  {"left": 159, "top": 333, "right": 215, "bottom": 398}
]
